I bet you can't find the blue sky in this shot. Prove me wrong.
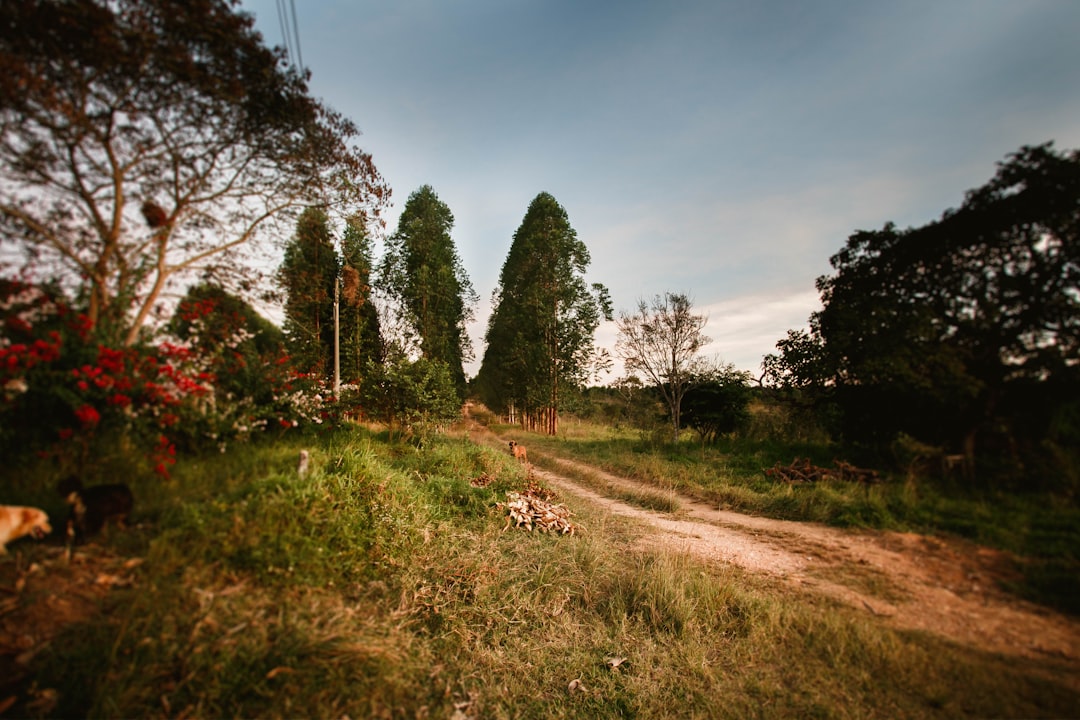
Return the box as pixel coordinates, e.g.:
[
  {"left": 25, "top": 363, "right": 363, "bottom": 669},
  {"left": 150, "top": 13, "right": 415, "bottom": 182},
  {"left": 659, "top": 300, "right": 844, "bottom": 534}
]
[{"left": 239, "top": 0, "right": 1080, "bottom": 380}]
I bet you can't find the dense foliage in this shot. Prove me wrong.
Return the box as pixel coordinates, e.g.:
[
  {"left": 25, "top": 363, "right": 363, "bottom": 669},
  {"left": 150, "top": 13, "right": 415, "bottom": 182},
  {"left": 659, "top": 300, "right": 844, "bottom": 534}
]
[
  {"left": 679, "top": 364, "right": 754, "bottom": 444},
  {"left": 277, "top": 208, "right": 341, "bottom": 380},
  {"left": 359, "top": 357, "right": 463, "bottom": 435},
  {"left": 766, "top": 143, "right": 1080, "bottom": 488},
  {"left": 476, "top": 192, "right": 612, "bottom": 433},
  {"left": 377, "top": 185, "right": 476, "bottom": 397},
  {"left": 338, "top": 217, "right": 383, "bottom": 380},
  {"left": 0, "top": 279, "right": 326, "bottom": 479}
]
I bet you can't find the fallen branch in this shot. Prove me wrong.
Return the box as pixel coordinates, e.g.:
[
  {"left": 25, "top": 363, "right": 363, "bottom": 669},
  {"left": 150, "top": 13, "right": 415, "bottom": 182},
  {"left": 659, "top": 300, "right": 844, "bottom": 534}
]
[{"left": 763, "top": 457, "right": 881, "bottom": 485}]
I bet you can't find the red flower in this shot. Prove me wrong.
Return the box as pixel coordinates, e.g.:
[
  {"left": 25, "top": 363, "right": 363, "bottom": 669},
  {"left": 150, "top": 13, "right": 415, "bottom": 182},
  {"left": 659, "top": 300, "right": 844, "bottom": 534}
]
[
  {"left": 108, "top": 393, "right": 132, "bottom": 408},
  {"left": 74, "top": 404, "right": 100, "bottom": 426},
  {"left": 69, "top": 313, "right": 94, "bottom": 339},
  {"left": 96, "top": 346, "right": 127, "bottom": 374}
]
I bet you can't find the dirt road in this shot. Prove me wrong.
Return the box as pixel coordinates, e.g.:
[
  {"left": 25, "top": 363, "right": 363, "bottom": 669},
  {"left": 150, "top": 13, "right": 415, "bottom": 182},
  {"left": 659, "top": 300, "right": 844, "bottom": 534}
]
[{"left": 521, "top": 451, "right": 1079, "bottom": 682}]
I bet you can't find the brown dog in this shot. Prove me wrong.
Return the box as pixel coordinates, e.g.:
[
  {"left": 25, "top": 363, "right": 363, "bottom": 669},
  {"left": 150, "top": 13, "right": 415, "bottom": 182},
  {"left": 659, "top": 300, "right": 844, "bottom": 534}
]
[
  {"left": 508, "top": 440, "right": 528, "bottom": 464},
  {"left": 0, "top": 505, "right": 52, "bottom": 554}
]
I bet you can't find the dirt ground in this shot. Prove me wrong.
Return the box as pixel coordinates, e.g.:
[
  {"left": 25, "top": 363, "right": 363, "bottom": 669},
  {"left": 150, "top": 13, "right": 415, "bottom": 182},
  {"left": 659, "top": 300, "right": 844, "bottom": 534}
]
[
  {"left": 527, "top": 452, "right": 1080, "bottom": 686},
  {"left": 2, "top": 425, "right": 1078, "bottom": 714},
  {"left": 0, "top": 543, "right": 143, "bottom": 716}
]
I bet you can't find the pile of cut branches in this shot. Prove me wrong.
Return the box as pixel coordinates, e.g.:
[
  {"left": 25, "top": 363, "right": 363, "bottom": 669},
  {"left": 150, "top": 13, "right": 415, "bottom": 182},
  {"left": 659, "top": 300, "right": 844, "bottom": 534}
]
[
  {"left": 764, "top": 457, "right": 881, "bottom": 485},
  {"left": 498, "top": 483, "right": 576, "bottom": 535}
]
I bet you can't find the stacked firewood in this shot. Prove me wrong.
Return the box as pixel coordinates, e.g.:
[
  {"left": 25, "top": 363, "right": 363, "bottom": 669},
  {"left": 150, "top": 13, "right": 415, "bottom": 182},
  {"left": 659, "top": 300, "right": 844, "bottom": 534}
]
[
  {"left": 499, "top": 485, "right": 576, "bottom": 535},
  {"left": 764, "top": 457, "right": 881, "bottom": 485}
]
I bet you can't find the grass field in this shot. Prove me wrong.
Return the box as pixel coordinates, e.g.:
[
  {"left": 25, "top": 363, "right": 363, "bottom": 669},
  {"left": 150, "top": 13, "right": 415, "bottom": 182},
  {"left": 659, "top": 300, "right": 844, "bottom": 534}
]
[{"left": 4, "top": 421, "right": 1079, "bottom": 718}]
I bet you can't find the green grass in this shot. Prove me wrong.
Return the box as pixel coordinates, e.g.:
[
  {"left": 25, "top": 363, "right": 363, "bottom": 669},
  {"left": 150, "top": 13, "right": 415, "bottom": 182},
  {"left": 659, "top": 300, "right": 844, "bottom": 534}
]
[
  {"left": 6, "top": 423, "right": 1079, "bottom": 717},
  {"left": 517, "top": 418, "right": 1080, "bottom": 614}
]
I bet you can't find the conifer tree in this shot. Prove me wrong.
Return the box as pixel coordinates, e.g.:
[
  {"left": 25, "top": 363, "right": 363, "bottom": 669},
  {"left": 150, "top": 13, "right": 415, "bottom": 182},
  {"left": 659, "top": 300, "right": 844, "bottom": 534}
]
[
  {"left": 378, "top": 185, "right": 476, "bottom": 397},
  {"left": 477, "top": 192, "right": 611, "bottom": 434},
  {"left": 277, "top": 208, "right": 339, "bottom": 379},
  {"left": 339, "top": 216, "right": 382, "bottom": 382}
]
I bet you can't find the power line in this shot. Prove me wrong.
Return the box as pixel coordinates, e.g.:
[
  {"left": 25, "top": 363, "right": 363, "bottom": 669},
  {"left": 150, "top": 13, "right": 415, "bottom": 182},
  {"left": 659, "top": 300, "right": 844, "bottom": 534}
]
[
  {"left": 289, "top": 0, "right": 304, "bottom": 73},
  {"left": 274, "top": 0, "right": 303, "bottom": 73},
  {"left": 275, "top": 0, "right": 293, "bottom": 64}
]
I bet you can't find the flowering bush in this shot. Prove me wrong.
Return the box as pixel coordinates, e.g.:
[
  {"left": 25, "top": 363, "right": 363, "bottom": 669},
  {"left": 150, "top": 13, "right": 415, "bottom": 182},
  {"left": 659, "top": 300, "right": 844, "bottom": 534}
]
[
  {"left": 167, "top": 285, "right": 333, "bottom": 450},
  {"left": 0, "top": 279, "right": 339, "bottom": 482},
  {"left": 0, "top": 280, "right": 216, "bottom": 477}
]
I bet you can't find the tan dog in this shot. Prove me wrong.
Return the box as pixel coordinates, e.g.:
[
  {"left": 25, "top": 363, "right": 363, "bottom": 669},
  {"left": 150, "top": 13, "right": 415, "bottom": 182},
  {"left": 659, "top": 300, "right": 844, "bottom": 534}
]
[
  {"left": 508, "top": 440, "right": 528, "bottom": 464},
  {"left": 0, "top": 505, "right": 52, "bottom": 554}
]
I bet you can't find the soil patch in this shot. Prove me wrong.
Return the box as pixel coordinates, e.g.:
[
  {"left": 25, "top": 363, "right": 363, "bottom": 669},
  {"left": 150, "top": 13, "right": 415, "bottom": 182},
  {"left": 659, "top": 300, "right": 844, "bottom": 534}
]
[{"left": 0, "top": 543, "right": 141, "bottom": 716}]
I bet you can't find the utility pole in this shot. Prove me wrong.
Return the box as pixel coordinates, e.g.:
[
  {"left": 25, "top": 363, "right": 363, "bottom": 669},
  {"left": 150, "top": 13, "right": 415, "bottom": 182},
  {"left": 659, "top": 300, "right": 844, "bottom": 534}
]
[{"left": 333, "top": 277, "right": 340, "bottom": 397}]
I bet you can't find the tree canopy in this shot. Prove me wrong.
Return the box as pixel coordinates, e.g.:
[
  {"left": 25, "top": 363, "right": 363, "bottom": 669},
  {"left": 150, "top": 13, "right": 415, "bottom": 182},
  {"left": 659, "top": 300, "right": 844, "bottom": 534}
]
[
  {"left": 476, "top": 192, "right": 611, "bottom": 434},
  {"left": 338, "top": 216, "right": 382, "bottom": 382},
  {"left": 276, "top": 208, "right": 339, "bottom": 379},
  {"left": 767, "top": 143, "right": 1079, "bottom": 483},
  {"left": 680, "top": 363, "right": 753, "bottom": 445},
  {"left": 378, "top": 185, "right": 475, "bottom": 396},
  {"left": 0, "top": 0, "right": 388, "bottom": 346}
]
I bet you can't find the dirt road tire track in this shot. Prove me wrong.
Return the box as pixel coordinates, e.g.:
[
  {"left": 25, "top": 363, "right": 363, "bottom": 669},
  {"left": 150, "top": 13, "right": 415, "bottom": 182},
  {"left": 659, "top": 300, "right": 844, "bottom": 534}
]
[{"left": 519, "top": 449, "right": 1079, "bottom": 686}]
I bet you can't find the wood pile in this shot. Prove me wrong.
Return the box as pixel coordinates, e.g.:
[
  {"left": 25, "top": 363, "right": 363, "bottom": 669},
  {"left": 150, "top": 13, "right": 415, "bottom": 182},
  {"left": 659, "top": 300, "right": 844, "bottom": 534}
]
[
  {"left": 498, "top": 484, "right": 576, "bottom": 535},
  {"left": 764, "top": 457, "right": 881, "bottom": 485}
]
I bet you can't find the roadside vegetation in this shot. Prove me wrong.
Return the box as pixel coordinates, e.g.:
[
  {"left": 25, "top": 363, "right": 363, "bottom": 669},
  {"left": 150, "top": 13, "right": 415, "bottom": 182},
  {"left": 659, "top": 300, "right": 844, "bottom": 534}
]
[
  {"left": 3, "top": 424, "right": 1078, "bottom": 718},
  {"left": 513, "top": 402, "right": 1080, "bottom": 617}
]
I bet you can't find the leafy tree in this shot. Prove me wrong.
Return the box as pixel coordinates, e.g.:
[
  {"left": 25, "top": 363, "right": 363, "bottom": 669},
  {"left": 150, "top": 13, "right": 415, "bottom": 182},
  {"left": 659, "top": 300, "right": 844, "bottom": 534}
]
[
  {"left": 0, "top": 0, "right": 388, "bottom": 347},
  {"left": 773, "top": 143, "right": 1079, "bottom": 483},
  {"left": 477, "top": 192, "right": 612, "bottom": 434},
  {"left": 615, "top": 292, "right": 710, "bottom": 442},
  {"left": 339, "top": 216, "right": 382, "bottom": 382},
  {"left": 361, "top": 357, "right": 461, "bottom": 437},
  {"left": 680, "top": 363, "right": 753, "bottom": 445},
  {"left": 277, "top": 208, "right": 339, "bottom": 379},
  {"left": 762, "top": 329, "right": 829, "bottom": 393},
  {"left": 378, "top": 185, "right": 476, "bottom": 396}
]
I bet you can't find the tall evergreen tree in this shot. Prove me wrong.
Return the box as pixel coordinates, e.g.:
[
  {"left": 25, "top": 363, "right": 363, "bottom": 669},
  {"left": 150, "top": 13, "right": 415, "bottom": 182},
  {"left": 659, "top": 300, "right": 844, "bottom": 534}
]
[
  {"left": 378, "top": 185, "right": 476, "bottom": 396},
  {"left": 477, "top": 192, "right": 612, "bottom": 434},
  {"left": 277, "top": 208, "right": 339, "bottom": 379},
  {"left": 339, "top": 216, "right": 382, "bottom": 382}
]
